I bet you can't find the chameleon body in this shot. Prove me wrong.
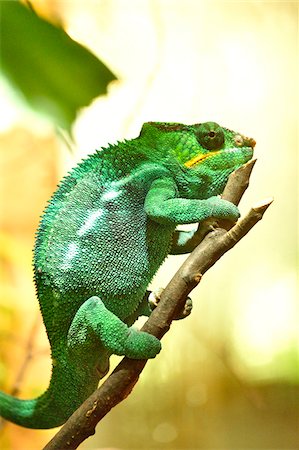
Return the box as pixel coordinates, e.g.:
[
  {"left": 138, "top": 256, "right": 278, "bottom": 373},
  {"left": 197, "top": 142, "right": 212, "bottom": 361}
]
[{"left": 0, "top": 121, "right": 255, "bottom": 428}]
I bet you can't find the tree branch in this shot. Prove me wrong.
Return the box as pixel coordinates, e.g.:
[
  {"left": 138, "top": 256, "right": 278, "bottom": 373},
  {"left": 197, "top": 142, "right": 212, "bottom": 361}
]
[{"left": 44, "top": 159, "right": 272, "bottom": 450}]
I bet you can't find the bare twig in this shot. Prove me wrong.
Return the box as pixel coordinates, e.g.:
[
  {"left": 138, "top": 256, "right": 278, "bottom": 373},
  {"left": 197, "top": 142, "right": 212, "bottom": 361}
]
[
  {"left": 44, "top": 160, "right": 272, "bottom": 450},
  {"left": 222, "top": 158, "right": 256, "bottom": 204}
]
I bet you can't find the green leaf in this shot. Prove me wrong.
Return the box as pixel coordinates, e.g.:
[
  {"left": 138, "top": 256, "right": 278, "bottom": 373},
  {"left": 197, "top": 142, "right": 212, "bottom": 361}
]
[{"left": 0, "top": 1, "right": 117, "bottom": 130}]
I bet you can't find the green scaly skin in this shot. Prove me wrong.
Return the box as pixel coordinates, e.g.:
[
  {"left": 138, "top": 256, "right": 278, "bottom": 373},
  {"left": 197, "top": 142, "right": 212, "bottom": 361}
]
[{"left": 0, "top": 121, "right": 255, "bottom": 428}]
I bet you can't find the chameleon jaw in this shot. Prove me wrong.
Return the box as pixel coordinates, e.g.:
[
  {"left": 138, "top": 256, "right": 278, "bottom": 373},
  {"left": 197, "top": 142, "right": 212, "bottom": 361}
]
[
  {"left": 184, "top": 146, "right": 254, "bottom": 169},
  {"left": 184, "top": 151, "right": 220, "bottom": 168},
  {"left": 184, "top": 131, "right": 256, "bottom": 169}
]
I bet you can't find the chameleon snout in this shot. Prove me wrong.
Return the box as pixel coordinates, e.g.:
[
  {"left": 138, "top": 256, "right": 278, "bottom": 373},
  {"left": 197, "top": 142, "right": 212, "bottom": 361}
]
[
  {"left": 234, "top": 135, "right": 256, "bottom": 148},
  {"left": 246, "top": 137, "right": 256, "bottom": 148}
]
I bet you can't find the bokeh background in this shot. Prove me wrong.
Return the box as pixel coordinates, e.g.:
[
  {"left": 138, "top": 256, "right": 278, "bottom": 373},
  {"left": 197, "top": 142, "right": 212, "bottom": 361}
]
[{"left": 0, "top": 1, "right": 298, "bottom": 449}]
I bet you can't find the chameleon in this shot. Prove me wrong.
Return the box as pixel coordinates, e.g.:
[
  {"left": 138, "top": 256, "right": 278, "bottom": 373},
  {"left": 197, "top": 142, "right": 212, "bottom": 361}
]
[{"left": 0, "top": 121, "right": 255, "bottom": 429}]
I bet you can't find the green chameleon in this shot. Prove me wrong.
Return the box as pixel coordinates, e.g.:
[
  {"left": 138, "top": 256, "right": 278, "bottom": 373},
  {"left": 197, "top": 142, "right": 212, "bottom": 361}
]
[{"left": 0, "top": 121, "right": 255, "bottom": 429}]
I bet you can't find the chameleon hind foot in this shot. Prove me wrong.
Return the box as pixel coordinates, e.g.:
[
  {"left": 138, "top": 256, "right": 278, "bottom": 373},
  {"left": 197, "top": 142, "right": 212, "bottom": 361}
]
[
  {"left": 67, "top": 296, "right": 161, "bottom": 361},
  {"left": 148, "top": 288, "right": 193, "bottom": 320}
]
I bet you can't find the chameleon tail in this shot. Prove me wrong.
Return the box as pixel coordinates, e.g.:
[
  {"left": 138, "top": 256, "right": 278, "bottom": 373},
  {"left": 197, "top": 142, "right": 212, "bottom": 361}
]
[
  {"left": 0, "top": 391, "right": 54, "bottom": 429},
  {"left": 0, "top": 363, "right": 99, "bottom": 429}
]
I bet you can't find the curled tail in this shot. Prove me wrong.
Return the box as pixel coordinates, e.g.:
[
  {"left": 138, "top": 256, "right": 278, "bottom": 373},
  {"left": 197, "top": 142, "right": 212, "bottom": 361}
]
[
  {"left": 0, "top": 362, "right": 100, "bottom": 429},
  {"left": 0, "top": 391, "right": 58, "bottom": 429}
]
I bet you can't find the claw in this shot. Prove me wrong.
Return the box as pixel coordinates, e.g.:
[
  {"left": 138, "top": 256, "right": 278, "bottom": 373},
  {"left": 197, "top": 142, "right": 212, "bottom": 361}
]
[
  {"left": 148, "top": 287, "right": 164, "bottom": 310},
  {"left": 148, "top": 288, "right": 193, "bottom": 320},
  {"left": 176, "top": 297, "right": 193, "bottom": 320}
]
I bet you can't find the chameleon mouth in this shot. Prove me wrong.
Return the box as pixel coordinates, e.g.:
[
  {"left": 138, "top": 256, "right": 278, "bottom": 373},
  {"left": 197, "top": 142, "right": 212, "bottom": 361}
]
[
  {"left": 184, "top": 151, "right": 220, "bottom": 168},
  {"left": 184, "top": 145, "right": 254, "bottom": 168}
]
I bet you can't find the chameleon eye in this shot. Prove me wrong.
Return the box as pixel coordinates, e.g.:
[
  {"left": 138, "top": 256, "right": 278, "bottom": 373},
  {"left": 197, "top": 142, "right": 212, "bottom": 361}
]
[{"left": 195, "top": 122, "right": 225, "bottom": 150}]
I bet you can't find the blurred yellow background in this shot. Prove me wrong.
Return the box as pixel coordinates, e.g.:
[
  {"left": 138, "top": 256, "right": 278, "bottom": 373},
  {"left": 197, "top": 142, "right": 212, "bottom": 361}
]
[{"left": 0, "top": 1, "right": 298, "bottom": 449}]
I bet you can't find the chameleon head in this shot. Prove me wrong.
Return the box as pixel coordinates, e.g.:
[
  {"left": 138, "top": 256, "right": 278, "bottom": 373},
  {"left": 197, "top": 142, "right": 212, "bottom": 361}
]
[
  {"left": 184, "top": 121, "right": 255, "bottom": 170},
  {"left": 140, "top": 121, "right": 255, "bottom": 172},
  {"left": 177, "top": 121, "right": 256, "bottom": 195},
  {"left": 139, "top": 121, "right": 255, "bottom": 192}
]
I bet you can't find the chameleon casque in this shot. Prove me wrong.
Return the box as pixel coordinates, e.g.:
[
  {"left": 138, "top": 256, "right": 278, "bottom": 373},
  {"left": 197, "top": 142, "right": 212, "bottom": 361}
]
[{"left": 0, "top": 121, "right": 255, "bottom": 429}]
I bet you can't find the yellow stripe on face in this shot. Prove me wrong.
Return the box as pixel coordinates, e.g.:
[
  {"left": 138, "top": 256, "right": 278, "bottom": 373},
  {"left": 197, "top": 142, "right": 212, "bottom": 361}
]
[{"left": 184, "top": 150, "right": 220, "bottom": 168}]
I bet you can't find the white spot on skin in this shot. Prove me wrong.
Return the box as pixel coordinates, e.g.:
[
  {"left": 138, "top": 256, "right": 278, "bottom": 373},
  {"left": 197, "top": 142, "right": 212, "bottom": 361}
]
[
  {"left": 61, "top": 242, "right": 79, "bottom": 270},
  {"left": 67, "top": 242, "right": 78, "bottom": 258},
  {"left": 101, "top": 189, "right": 122, "bottom": 201},
  {"left": 78, "top": 209, "right": 103, "bottom": 236}
]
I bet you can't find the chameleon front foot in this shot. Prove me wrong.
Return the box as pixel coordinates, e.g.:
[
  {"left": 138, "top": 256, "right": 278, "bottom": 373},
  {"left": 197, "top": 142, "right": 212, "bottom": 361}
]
[{"left": 149, "top": 288, "right": 193, "bottom": 320}]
